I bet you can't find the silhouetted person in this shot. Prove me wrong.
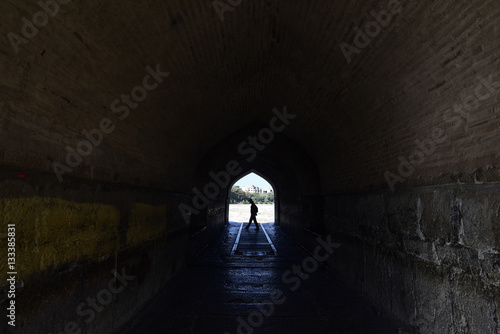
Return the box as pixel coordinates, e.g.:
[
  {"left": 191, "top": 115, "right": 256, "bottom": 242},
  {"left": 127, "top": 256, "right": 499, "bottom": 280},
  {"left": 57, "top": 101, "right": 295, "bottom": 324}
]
[{"left": 245, "top": 199, "right": 259, "bottom": 230}]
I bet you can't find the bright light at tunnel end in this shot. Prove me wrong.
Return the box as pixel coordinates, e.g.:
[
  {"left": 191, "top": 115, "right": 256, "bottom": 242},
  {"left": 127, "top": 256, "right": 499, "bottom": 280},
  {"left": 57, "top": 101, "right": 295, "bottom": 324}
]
[{"left": 178, "top": 106, "right": 296, "bottom": 225}]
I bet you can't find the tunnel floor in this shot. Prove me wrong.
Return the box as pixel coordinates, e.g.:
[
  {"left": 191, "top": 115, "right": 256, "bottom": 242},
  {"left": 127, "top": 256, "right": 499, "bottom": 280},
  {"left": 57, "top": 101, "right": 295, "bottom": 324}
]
[{"left": 124, "top": 222, "right": 396, "bottom": 334}]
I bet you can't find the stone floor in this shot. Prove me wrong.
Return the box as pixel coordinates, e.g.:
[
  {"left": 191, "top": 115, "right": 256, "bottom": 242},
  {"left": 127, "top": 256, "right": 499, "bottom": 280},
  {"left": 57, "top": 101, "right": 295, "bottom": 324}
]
[{"left": 123, "top": 222, "right": 397, "bottom": 334}]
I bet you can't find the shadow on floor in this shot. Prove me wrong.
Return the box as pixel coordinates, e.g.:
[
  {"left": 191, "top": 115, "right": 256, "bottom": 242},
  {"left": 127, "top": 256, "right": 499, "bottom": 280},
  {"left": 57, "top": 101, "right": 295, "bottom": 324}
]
[{"left": 122, "top": 222, "right": 397, "bottom": 334}]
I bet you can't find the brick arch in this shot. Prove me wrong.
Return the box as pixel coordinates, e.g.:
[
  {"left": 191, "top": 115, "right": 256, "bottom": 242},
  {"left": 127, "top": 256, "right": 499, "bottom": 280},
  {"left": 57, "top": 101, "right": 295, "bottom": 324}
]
[{"left": 189, "top": 120, "right": 322, "bottom": 243}]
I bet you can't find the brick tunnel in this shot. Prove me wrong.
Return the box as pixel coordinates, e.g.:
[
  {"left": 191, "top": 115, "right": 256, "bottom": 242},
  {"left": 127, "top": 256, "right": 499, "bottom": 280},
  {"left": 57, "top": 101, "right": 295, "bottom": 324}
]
[{"left": 1, "top": 0, "right": 500, "bottom": 333}]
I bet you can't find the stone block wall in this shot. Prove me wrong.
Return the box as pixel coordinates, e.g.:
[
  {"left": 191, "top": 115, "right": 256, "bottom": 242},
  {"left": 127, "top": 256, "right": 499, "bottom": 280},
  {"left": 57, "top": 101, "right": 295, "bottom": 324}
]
[{"left": 323, "top": 183, "right": 500, "bottom": 333}]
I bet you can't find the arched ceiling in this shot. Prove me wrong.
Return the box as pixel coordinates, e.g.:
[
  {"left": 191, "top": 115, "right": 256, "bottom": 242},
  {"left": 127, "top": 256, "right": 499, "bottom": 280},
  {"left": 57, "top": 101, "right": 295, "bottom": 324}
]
[{"left": 1, "top": 0, "right": 499, "bottom": 193}]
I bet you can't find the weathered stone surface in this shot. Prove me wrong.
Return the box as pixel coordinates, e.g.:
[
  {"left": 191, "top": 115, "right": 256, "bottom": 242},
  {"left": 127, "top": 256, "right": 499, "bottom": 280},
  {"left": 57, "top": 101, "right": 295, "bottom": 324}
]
[{"left": 324, "top": 184, "right": 500, "bottom": 333}]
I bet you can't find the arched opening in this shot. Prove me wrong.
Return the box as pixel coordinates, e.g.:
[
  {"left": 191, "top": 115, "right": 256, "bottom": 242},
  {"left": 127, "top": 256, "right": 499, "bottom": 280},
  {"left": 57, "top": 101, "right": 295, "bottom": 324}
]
[
  {"left": 188, "top": 121, "right": 322, "bottom": 258},
  {"left": 226, "top": 171, "right": 278, "bottom": 225}
]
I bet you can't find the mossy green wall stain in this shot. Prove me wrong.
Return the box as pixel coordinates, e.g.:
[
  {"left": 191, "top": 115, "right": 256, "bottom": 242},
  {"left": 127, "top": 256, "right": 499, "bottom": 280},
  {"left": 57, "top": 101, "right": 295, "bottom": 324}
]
[
  {"left": 0, "top": 198, "right": 168, "bottom": 283},
  {"left": 0, "top": 197, "right": 120, "bottom": 282},
  {"left": 126, "top": 203, "right": 167, "bottom": 247}
]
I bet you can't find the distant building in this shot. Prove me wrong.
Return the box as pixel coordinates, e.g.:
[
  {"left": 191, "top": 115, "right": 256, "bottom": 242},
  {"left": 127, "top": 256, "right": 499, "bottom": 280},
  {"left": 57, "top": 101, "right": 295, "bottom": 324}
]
[
  {"left": 242, "top": 185, "right": 261, "bottom": 193},
  {"left": 241, "top": 185, "right": 274, "bottom": 194}
]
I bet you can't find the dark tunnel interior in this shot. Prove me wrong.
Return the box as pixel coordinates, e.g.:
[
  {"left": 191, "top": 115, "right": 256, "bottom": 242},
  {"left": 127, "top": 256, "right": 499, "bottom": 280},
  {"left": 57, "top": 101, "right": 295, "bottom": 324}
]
[{"left": 1, "top": 1, "right": 500, "bottom": 333}]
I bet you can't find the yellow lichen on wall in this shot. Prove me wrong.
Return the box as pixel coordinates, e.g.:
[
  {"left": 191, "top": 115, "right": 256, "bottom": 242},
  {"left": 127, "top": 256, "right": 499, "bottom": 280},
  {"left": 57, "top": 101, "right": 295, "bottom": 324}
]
[
  {"left": 0, "top": 197, "right": 120, "bottom": 282},
  {"left": 126, "top": 203, "right": 166, "bottom": 247}
]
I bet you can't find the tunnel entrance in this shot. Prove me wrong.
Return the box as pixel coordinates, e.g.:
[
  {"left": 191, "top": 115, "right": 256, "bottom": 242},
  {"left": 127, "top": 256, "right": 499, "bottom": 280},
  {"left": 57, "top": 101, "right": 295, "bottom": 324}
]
[{"left": 226, "top": 171, "right": 277, "bottom": 225}]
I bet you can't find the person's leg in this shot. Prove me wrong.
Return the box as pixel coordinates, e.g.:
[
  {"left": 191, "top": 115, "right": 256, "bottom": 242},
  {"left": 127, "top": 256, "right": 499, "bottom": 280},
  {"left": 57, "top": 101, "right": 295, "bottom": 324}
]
[
  {"left": 245, "top": 217, "right": 252, "bottom": 229},
  {"left": 252, "top": 215, "right": 259, "bottom": 229}
]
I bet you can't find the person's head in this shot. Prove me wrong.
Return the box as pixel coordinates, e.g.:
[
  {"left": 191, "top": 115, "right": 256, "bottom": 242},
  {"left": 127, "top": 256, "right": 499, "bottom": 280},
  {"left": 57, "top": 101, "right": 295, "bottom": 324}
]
[{"left": 249, "top": 199, "right": 254, "bottom": 204}]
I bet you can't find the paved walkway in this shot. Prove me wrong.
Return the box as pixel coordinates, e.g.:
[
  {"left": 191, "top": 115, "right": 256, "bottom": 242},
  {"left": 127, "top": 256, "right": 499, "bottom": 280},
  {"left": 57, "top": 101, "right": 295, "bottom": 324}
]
[{"left": 124, "top": 222, "right": 396, "bottom": 334}]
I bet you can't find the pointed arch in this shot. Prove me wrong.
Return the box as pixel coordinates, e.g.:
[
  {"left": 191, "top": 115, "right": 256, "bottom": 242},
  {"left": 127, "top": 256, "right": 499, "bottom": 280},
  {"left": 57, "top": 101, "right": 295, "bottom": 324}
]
[
  {"left": 226, "top": 170, "right": 278, "bottom": 224},
  {"left": 191, "top": 121, "right": 322, "bottom": 245}
]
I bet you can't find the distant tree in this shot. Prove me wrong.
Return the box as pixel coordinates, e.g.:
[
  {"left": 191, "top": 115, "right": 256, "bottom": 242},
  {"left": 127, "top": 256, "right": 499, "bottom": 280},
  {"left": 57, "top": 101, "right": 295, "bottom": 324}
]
[
  {"left": 230, "top": 186, "right": 246, "bottom": 203},
  {"left": 248, "top": 192, "right": 272, "bottom": 204},
  {"left": 264, "top": 192, "right": 274, "bottom": 204},
  {"left": 229, "top": 185, "right": 274, "bottom": 204}
]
